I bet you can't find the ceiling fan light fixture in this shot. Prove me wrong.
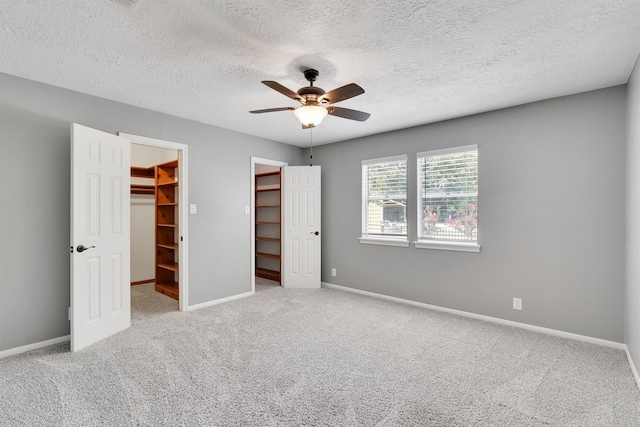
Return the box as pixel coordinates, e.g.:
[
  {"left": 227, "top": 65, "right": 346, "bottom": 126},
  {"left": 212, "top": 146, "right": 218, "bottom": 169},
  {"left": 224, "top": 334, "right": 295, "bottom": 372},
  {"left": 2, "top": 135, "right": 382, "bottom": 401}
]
[
  {"left": 293, "top": 105, "right": 328, "bottom": 127},
  {"left": 250, "top": 69, "right": 369, "bottom": 127}
]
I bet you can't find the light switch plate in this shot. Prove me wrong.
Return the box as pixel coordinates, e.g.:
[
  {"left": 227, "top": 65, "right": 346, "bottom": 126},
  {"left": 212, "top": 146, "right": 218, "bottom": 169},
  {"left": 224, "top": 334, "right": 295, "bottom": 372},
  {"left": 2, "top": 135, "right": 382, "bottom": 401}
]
[{"left": 190, "top": 204, "right": 197, "bottom": 214}]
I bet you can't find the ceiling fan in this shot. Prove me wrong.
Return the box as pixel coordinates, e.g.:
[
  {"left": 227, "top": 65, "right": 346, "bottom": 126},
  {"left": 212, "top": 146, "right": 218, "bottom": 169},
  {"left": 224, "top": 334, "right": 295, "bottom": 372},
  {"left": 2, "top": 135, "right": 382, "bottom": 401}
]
[{"left": 249, "top": 69, "right": 370, "bottom": 129}]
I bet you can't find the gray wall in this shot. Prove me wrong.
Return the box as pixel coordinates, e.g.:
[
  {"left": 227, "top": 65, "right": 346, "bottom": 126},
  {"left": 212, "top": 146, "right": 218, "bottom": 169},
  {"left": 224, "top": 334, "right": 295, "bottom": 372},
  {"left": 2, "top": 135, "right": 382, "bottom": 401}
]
[
  {"left": 0, "top": 73, "right": 304, "bottom": 351},
  {"left": 626, "top": 54, "right": 640, "bottom": 372},
  {"left": 0, "top": 72, "right": 630, "bottom": 352},
  {"left": 311, "top": 87, "right": 627, "bottom": 342}
]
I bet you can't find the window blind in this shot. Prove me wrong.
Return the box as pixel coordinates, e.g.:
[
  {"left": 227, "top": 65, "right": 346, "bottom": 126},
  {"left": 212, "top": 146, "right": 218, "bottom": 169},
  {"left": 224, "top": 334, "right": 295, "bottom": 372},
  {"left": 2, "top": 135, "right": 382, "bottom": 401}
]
[
  {"left": 418, "top": 146, "right": 478, "bottom": 241},
  {"left": 362, "top": 156, "right": 407, "bottom": 237}
]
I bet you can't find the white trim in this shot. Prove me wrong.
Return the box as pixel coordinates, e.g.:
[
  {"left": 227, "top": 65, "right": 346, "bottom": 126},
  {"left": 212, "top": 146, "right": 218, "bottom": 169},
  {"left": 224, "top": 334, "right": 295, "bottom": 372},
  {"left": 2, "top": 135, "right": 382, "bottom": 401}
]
[
  {"left": 625, "top": 346, "right": 640, "bottom": 393},
  {"left": 250, "top": 157, "right": 288, "bottom": 294},
  {"left": 118, "top": 133, "right": 182, "bottom": 150},
  {"left": 361, "top": 154, "right": 407, "bottom": 166},
  {"left": 414, "top": 240, "right": 481, "bottom": 252},
  {"left": 0, "top": 335, "right": 70, "bottom": 359},
  {"left": 187, "top": 291, "right": 254, "bottom": 311},
  {"left": 359, "top": 237, "right": 409, "bottom": 247},
  {"left": 119, "top": 132, "right": 190, "bottom": 312},
  {"left": 417, "top": 144, "right": 478, "bottom": 158},
  {"left": 320, "top": 282, "right": 626, "bottom": 350}
]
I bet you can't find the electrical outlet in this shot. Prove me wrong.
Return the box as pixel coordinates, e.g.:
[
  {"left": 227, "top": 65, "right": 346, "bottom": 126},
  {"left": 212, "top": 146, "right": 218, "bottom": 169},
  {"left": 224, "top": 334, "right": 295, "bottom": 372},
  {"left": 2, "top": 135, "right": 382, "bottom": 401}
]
[
  {"left": 513, "top": 297, "right": 522, "bottom": 311},
  {"left": 331, "top": 268, "right": 336, "bottom": 277}
]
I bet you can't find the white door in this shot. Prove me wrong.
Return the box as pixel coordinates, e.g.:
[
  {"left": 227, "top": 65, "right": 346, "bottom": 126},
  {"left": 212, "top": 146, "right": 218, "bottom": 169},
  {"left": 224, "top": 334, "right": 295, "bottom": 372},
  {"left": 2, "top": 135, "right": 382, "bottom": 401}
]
[
  {"left": 282, "top": 165, "right": 321, "bottom": 288},
  {"left": 70, "top": 124, "right": 131, "bottom": 352}
]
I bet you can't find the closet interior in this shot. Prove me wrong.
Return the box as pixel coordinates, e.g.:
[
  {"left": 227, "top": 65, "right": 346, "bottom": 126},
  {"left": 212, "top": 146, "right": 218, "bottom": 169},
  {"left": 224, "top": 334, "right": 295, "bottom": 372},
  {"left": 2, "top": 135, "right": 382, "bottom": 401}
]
[
  {"left": 130, "top": 145, "right": 180, "bottom": 302},
  {"left": 255, "top": 165, "right": 282, "bottom": 283}
]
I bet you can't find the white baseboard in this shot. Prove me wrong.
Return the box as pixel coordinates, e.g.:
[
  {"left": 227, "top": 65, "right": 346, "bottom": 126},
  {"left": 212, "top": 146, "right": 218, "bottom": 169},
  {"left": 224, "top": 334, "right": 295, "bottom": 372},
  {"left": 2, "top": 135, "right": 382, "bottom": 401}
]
[
  {"left": 2, "top": 291, "right": 256, "bottom": 357},
  {"left": 625, "top": 346, "right": 640, "bottom": 393},
  {"left": 321, "top": 282, "right": 626, "bottom": 351},
  {"left": 187, "top": 291, "right": 254, "bottom": 311},
  {"left": 4, "top": 287, "right": 637, "bottom": 395},
  {"left": 0, "top": 335, "right": 70, "bottom": 359}
]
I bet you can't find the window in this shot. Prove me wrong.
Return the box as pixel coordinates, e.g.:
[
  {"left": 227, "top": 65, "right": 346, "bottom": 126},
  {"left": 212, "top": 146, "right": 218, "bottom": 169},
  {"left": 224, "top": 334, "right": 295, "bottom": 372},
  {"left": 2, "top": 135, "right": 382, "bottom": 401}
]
[
  {"left": 416, "top": 145, "right": 479, "bottom": 251},
  {"left": 361, "top": 155, "right": 408, "bottom": 245}
]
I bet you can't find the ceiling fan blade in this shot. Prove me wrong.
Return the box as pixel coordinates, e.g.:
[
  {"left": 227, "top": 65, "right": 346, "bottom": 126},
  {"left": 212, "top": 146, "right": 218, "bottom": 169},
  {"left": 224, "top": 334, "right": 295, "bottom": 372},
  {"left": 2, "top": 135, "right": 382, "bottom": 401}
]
[
  {"left": 327, "top": 106, "right": 370, "bottom": 122},
  {"left": 262, "top": 81, "right": 301, "bottom": 101},
  {"left": 302, "top": 123, "right": 315, "bottom": 129},
  {"left": 321, "top": 83, "right": 364, "bottom": 104},
  {"left": 249, "top": 107, "right": 295, "bottom": 114}
]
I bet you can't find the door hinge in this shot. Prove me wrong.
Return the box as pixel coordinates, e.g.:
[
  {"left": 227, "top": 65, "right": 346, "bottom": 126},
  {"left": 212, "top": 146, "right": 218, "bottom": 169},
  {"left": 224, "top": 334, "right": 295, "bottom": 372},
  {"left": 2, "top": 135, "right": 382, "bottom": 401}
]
[
  {"left": 70, "top": 246, "right": 73, "bottom": 253},
  {"left": 180, "top": 236, "right": 183, "bottom": 242},
  {"left": 68, "top": 307, "right": 71, "bottom": 321}
]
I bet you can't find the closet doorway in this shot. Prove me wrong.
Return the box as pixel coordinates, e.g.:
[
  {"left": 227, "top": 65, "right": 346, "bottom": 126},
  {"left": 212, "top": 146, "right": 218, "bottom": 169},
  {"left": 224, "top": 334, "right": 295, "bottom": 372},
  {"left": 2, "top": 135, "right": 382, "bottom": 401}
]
[
  {"left": 122, "top": 133, "right": 189, "bottom": 312},
  {"left": 251, "top": 157, "right": 287, "bottom": 294},
  {"left": 130, "top": 144, "right": 179, "bottom": 313}
]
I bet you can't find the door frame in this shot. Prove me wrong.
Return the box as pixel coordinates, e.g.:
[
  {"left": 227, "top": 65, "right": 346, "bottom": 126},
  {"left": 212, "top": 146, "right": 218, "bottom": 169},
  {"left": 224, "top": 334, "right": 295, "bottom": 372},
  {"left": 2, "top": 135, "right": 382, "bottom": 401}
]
[
  {"left": 120, "top": 132, "right": 189, "bottom": 312},
  {"left": 251, "top": 156, "right": 288, "bottom": 294}
]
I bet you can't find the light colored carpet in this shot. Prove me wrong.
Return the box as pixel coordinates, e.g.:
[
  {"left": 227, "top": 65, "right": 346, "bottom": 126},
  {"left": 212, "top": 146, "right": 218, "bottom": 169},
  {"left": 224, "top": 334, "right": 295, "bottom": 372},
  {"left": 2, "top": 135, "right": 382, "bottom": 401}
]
[
  {"left": 255, "top": 276, "right": 281, "bottom": 293},
  {"left": 131, "top": 283, "right": 179, "bottom": 322},
  {"left": 1, "top": 285, "right": 639, "bottom": 426}
]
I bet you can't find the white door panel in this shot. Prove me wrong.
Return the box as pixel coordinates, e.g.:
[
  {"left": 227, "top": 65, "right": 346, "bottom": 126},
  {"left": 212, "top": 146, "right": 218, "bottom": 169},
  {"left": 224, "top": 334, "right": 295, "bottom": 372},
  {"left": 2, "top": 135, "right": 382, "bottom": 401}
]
[
  {"left": 282, "top": 166, "right": 321, "bottom": 288},
  {"left": 71, "top": 124, "right": 131, "bottom": 351}
]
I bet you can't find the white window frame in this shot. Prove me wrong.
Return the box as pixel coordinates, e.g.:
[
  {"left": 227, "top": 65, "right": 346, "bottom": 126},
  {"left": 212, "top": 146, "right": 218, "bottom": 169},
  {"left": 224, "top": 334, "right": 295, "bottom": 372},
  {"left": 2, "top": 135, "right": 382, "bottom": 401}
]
[
  {"left": 360, "top": 155, "right": 409, "bottom": 247},
  {"left": 414, "top": 145, "right": 480, "bottom": 253}
]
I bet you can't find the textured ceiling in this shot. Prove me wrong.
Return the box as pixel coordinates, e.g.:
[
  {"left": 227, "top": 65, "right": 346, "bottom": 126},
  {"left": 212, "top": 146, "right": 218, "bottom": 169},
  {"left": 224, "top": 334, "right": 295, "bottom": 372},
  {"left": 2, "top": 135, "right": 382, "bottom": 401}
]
[{"left": 1, "top": 0, "right": 639, "bottom": 147}]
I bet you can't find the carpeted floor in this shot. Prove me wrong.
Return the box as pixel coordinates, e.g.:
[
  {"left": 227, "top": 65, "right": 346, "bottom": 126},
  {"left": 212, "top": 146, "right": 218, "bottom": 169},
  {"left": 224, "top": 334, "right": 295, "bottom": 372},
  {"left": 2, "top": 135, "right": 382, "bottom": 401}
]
[
  {"left": 255, "top": 276, "right": 281, "bottom": 293},
  {"left": 1, "top": 283, "right": 639, "bottom": 426}
]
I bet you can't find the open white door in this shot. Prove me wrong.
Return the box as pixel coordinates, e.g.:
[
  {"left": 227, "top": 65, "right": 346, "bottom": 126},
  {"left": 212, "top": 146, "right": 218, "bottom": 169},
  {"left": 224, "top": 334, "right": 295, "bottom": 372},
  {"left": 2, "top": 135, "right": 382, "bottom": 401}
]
[
  {"left": 70, "top": 124, "right": 131, "bottom": 352},
  {"left": 282, "top": 165, "right": 321, "bottom": 288}
]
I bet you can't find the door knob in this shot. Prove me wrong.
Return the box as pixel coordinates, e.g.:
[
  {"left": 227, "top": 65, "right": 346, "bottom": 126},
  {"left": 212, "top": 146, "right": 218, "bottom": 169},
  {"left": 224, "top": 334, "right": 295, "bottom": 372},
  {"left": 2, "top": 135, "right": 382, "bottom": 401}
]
[
  {"left": 313, "top": 231, "right": 320, "bottom": 236},
  {"left": 76, "top": 245, "right": 95, "bottom": 253}
]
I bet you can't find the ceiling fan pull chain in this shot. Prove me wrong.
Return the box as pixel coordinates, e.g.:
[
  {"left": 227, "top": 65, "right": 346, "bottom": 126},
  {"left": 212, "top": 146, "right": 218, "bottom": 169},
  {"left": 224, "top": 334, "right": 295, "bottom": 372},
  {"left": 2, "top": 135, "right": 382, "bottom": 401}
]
[{"left": 310, "top": 128, "right": 313, "bottom": 167}]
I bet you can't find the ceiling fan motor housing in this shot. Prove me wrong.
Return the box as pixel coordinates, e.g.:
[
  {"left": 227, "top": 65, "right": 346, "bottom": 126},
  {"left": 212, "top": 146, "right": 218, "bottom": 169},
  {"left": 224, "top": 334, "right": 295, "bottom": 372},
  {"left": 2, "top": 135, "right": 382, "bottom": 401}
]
[
  {"left": 297, "top": 86, "right": 326, "bottom": 103},
  {"left": 299, "top": 69, "right": 326, "bottom": 103}
]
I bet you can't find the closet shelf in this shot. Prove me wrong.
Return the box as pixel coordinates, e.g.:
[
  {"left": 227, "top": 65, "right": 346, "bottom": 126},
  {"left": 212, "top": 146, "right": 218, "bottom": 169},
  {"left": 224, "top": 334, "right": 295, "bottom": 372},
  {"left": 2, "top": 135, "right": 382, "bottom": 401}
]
[
  {"left": 255, "top": 268, "right": 280, "bottom": 281},
  {"left": 256, "top": 221, "right": 280, "bottom": 225},
  {"left": 131, "top": 184, "right": 155, "bottom": 195},
  {"left": 158, "top": 243, "right": 178, "bottom": 250},
  {"left": 256, "top": 252, "right": 280, "bottom": 260},
  {"left": 256, "top": 171, "right": 280, "bottom": 177},
  {"left": 155, "top": 160, "right": 180, "bottom": 301},
  {"left": 155, "top": 282, "right": 179, "bottom": 299},
  {"left": 256, "top": 237, "right": 280, "bottom": 242},
  {"left": 158, "top": 262, "right": 179, "bottom": 272},
  {"left": 131, "top": 166, "right": 155, "bottom": 178}
]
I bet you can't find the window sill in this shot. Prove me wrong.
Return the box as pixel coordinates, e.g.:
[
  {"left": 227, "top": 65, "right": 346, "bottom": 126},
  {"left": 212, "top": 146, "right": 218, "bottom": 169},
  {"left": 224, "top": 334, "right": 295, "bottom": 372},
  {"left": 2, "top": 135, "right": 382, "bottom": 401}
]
[
  {"left": 413, "top": 240, "right": 481, "bottom": 252},
  {"left": 359, "top": 237, "right": 409, "bottom": 247}
]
